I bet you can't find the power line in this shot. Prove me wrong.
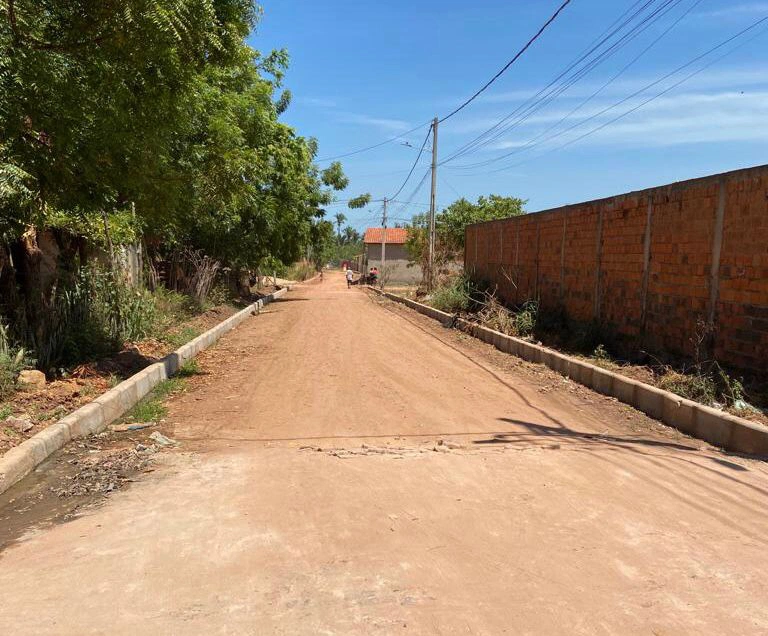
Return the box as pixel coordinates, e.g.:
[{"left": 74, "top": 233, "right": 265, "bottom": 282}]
[
  {"left": 450, "top": 0, "right": 699, "bottom": 170},
  {"left": 317, "top": 0, "right": 573, "bottom": 165},
  {"left": 438, "top": 174, "right": 462, "bottom": 200},
  {"left": 384, "top": 126, "right": 433, "bottom": 201},
  {"left": 438, "top": 0, "right": 574, "bottom": 124},
  {"left": 315, "top": 120, "right": 432, "bottom": 163},
  {"left": 458, "top": 14, "right": 768, "bottom": 176},
  {"left": 392, "top": 168, "right": 432, "bottom": 220},
  {"left": 440, "top": 0, "right": 682, "bottom": 166}
]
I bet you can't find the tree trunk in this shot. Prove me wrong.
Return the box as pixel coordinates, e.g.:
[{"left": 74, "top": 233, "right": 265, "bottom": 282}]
[{"left": 18, "top": 225, "right": 46, "bottom": 347}]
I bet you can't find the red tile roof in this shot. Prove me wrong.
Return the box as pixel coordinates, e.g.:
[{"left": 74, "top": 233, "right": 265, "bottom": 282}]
[{"left": 364, "top": 227, "right": 408, "bottom": 244}]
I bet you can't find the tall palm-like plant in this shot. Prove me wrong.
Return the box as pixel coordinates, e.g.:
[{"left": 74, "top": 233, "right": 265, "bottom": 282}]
[{"left": 334, "top": 212, "right": 346, "bottom": 240}]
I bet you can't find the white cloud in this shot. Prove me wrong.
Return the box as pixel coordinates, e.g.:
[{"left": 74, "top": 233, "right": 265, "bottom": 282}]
[
  {"left": 336, "top": 112, "right": 412, "bottom": 132},
  {"left": 487, "top": 140, "right": 531, "bottom": 151},
  {"left": 448, "top": 90, "right": 768, "bottom": 158},
  {"left": 695, "top": 3, "right": 768, "bottom": 18},
  {"left": 521, "top": 90, "right": 768, "bottom": 148},
  {"left": 299, "top": 97, "right": 338, "bottom": 108}
]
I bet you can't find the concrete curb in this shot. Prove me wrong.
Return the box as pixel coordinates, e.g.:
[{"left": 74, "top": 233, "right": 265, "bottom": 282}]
[
  {"left": 0, "top": 287, "right": 288, "bottom": 495},
  {"left": 371, "top": 287, "right": 768, "bottom": 456}
]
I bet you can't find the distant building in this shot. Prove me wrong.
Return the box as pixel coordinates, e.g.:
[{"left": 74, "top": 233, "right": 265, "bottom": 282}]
[{"left": 362, "top": 227, "right": 422, "bottom": 283}]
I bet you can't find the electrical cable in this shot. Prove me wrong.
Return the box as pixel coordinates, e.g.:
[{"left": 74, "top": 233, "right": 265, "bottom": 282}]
[
  {"left": 441, "top": 0, "right": 683, "bottom": 166},
  {"left": 439, "top": 0, "right": 656, "bottom": 164},
  {"left": 392, "top": 168, "right": 432, "bottom": 221},
  {"left": 315, "top": 120, "right": 432, "bottom": 163},
  {"left": 384, "top": 126, "right": 433, "bottom": 201},
  {"left": 463, "top": 15, "right": 768, "bottom": 176},
  {"left": 452, "top": 0, "right": 701, "bottom": 170},
  {"left": 439, "top": 0, "right": 574, "bottom": 124}
]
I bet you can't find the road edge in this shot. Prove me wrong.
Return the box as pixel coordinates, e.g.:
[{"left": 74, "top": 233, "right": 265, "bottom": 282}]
[
  {"left": 370, "top": 287, "right": 768, "bottom": 457},
  {"left": 0, "top": 287, "right": 288, "bottom": 495}
]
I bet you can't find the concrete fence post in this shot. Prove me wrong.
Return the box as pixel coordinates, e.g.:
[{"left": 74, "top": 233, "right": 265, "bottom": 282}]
[
  {"left": 640, "top": 196, "right": 654, "bottom": 334},
  {"left": 594, "top": 206, "right": 604, "bottom": 322},
  {"left": 535, "top": 216, "right": 541, "bottom": 302},
  {"left": 560, "top": 208, "right": 568, "bottom": 307},
  {"left": 707, "top": 176, "right": 727, "bottom": 327},
  {"left": 515, "top": 222, "right": 520, "bottom": 305}
]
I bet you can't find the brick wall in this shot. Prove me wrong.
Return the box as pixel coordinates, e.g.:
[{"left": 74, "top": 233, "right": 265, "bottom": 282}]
[{"left": 465, "top": 165, "right": 768, "bottom": 376}]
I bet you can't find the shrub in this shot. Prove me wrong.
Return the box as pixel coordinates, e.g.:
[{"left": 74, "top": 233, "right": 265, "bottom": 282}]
[
  {"left": 35, "top": 266, "right": 156, "bottom": 369},
  {"left": 513, "top": 300, "right": 539, "bottom": 338},
  {"left": 285, "top": 260, "right": 315, "bottom": 282},
  {"left": 658, "top": 370, "right": 717, "bottom": 405},
  {"left": 0, "top": 323, "right": 34, "bottom": 399},
  {"left": 477, "top": 296, "right": 518, "bottom": 336},
  {"left": 657, "top": 362, "right": 745, "bottom": 408},
  {"left": 429, "top": 275, "right": 472, "bottom": 313}
]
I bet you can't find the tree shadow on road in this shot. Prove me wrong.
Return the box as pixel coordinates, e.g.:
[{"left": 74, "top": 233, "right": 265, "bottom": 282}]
[{"left": 478, "top": 418, "right": 698, "bottom": 453}]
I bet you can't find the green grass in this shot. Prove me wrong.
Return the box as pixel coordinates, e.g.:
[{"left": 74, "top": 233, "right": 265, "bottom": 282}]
[
  {"left": 0, "top": 403, "right": 12, "bottom": 420},
  {"left": 429, "top": 276, "right": 472, "bottom": 313},
  {"left": 128, "top": 399, "right": 168, "bottom": 423},
  {"left": 161, "top": 326, "right": 201, "bottom": 349},
  {"left": 177, "top": 359, "right": 201, "bottom": 377},
  {"left": 123, "top": 377, "right": 187, "bottom": 424}
]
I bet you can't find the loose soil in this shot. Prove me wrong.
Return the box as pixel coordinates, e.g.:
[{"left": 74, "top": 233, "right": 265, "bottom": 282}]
[
  {"left": 417, "top": 288, "right": 768, "bottom": 428},
  {"left": 0, "top": 303, "right": 242, "bottom": 455},
  {"left": 1, "top": 272, "right": 767, "bottom": 634}
]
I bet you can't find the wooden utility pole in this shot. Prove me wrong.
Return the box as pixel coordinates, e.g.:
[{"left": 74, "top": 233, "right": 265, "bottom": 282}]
[
  {"left": 428, "top": 117, "right": 439, "bottom": 290},
  {"left": 381, "top": 197, "right": 388, "bottom": 289}
]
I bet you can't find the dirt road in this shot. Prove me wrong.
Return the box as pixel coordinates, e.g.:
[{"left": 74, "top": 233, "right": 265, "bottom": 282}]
[{"left": 1, "top": 271, "right": 767, "bottom": 634}]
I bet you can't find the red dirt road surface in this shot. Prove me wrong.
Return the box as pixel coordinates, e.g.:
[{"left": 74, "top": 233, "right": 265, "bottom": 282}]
[{"left": 1, "top": 271, "right": 767, "bottom": 634}]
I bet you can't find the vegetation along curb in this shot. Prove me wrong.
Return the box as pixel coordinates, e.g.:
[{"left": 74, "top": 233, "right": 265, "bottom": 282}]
[
  {"left": 372, "top": 288, "right": 768, "bottom": 457},
  {"left": 0, "top": 288, "right": 288, "bottom": 496}
]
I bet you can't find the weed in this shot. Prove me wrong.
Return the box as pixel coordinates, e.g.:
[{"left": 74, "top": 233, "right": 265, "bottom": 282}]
[
  {"left": 123, "top": 377, "right": 186, "bottom": 423},
  {"left": 127, "top": 398, "right": 168, "bottom": 423},
  {"left": 658, "top": 370, "right": 717, "bottom": 405},
  {"left": 477, "top": 296, "right": 518, "bottom": 336},
  {"left": 153, "top": 377, "right": 186, "bottom": 399},
  {"left": 513, "top": 301, "right": 538, "bottom": 337},
  {"left": 32, "top": 265, "right": 157, "bottom": 369},
  {"left": 0, "top": 323, "right": 34, "bottom": 400},
  {"left": 162, "top": 326, "right": 201, "bottom": 349},
  {"left": 80, "top": 384, "right": 97, "bottom": 397},
  {"left": 0, "top": 403, "right": 12, "bottom": 420},
  {"left": 150, "top": 287, "right": 197, "bottom": 338},
  {"left": 713, "top": 362, "right": 745, "bottom": 405},
  {"left": 429, "top": 275, "right": 473, "bottom": 313},
  {"left": 205, "top": 282, "right": 237, "bottom": 309},
  {"left": 590, "top": 344, "right": 615, "bottom": 369},
  {"left": 285, "top": 260, "right": 315, "bottom": 282},
  {"left": 177, "top": 360, "right": 201, "bottom": 377}
]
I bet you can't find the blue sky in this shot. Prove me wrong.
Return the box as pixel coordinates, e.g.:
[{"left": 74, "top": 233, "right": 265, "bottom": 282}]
[{"left": 252, "top": 1, "right": 768, "bottom": 231}]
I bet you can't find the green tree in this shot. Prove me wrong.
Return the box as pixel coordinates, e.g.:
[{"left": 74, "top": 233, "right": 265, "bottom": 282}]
[
  {"left": 347, "top": 193, "right": 372, "bottom": 209},
  {"left": 342, "top": 226, "right": 360, "bottom": 245},
  {"left": 406, "top": 194, "right": 526, "bottom": 283},
  {"left": 334, "top": 213, "right": 347, "bottom": 239},
  {"left": 0, "top": 0, "right": 361, "bottom": 361},
  {"left": 438, "top": 195, "right": 525, "bottom": 251},
  {"left": 309, "top": 219, "right": 335, "bottom": 268}
]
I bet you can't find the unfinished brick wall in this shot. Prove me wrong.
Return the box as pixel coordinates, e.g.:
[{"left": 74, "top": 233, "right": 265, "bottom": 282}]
[{"left": 465, "top": 165, "right": 768, "bottom": 376}]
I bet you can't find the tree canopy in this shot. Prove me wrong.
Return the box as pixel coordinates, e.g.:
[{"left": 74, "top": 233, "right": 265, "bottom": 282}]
[
  {"left": 405, "top": 194, "right": 526, "bottom": 281},
  {"left": 0, "top": 0, "right": 353, "bottom": 270}
]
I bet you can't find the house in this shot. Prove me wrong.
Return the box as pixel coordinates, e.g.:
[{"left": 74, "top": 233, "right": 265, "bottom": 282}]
[{"left": 363, "top": 227, "right": 422, "bottom": 283}]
